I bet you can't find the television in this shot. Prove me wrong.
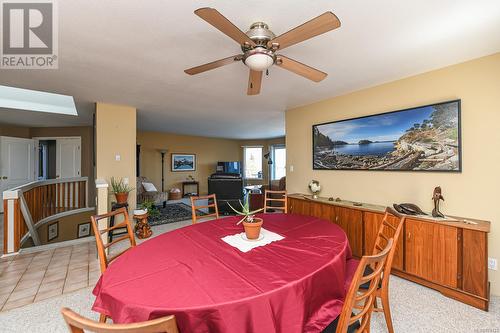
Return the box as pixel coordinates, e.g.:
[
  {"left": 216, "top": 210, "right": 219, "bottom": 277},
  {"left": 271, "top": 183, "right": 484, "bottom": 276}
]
[{"left": 216, "top": 161, "right": 241, "bottom": 174}]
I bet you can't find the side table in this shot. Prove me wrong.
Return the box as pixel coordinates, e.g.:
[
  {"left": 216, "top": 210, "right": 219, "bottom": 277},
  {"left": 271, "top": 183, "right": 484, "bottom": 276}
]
[{"left": 133, "top": 212, "right": 152, "bottom": 239}]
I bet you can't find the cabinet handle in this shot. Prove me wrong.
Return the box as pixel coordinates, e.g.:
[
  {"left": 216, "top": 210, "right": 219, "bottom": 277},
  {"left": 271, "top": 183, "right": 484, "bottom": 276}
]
[
  {"left": 407, "top": 232, "right": 411, "bottom": 240},
  {"left": 335, "top": 216, "right": 339, "bottom": 222}
]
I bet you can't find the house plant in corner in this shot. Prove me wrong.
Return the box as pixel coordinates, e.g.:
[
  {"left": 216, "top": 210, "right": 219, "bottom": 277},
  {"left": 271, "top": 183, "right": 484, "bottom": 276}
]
[
  {"left": 110, "top": 177, "right": 134, "bottom": 204},
  {"left": 228, "top": 194, "right": 264, "bottom": 240}
]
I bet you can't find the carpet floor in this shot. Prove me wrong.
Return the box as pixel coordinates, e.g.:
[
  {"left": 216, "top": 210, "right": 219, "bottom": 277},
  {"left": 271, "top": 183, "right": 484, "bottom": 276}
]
[{"left": 0, "top": 218, "right": 498, "bottom": 332}]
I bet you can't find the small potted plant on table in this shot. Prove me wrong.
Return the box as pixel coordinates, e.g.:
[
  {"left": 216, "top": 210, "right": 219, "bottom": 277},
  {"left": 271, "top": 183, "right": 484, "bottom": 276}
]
[
  {"left": 228, "top": 194, "right": 264, "bottom": 240},
  {"left": 110, "top": 177, "right": 134, "bottom": 204}
]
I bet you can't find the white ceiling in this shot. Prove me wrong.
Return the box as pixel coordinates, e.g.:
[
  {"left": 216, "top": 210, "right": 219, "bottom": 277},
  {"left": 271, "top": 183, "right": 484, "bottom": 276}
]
[{"left": 0, "top": 0, "right": 499, "bottom": 138}]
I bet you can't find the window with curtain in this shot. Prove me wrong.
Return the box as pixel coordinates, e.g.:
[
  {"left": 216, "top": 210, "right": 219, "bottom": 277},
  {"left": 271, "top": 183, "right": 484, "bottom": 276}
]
[
  {"left": 271, "top": 145, "right": 286, "bottom": 180},
  {"left": 243, "top": 146, "right": 263, "bottom": 179}
]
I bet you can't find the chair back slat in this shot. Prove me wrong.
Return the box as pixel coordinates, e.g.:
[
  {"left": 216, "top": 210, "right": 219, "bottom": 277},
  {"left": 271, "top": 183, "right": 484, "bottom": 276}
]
[
  {"left": 263, "top": 190, "right": 287, "bottom": 213},
  {"left": 190, "top": 194, "right": 219, "bottom": 224},
  {"left": 373, "top": 207, "right": 406, "bottom": 290},
  {"left": 61, "top": 307, "right": 179, "bottom": 333},
  {"left": 336, "top": 239, "right": 393, "bottom": 333},
  {"left": 90, "top": 207, "right": 136, "bottom": 273}
]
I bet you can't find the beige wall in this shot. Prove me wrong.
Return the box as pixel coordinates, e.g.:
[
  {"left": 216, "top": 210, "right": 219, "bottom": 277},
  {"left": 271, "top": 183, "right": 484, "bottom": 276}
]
[
  {"left": 240, "top": 137, "right": 286, "bottom": 186},
  {"left": 0, "top": 124, "right": 31, "bottom": 138},
  {"left": 137, "top": 131, "right": 241, "bottom": 195},
  {"left": 286, "top": 52, "right": 500, "bottom": 295},
  {"left": 96, "top": 103, "right": 137, "bottom": 210}
]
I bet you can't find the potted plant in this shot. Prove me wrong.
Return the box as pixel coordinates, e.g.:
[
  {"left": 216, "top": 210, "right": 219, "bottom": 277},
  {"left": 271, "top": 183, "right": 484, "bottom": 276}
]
[
  {"left": 228, "top": 194, "right": 264, "bottom": 240},
  {"left": 110, "top": 177, "right": 134, "bottom": 204},
  {"left": 139, "top": 198, "right": 161, "bottom": 222}
]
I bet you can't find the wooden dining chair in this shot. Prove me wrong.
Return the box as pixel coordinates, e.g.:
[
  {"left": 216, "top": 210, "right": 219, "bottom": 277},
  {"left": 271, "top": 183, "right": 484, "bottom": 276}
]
[
  {"left": 61, "top": 307, "right": 179, "bottom": 333},
  {"left": 359, "top": 207, "right": 405, "bottom": 333},
  {"left": 190, "top": 194, "right": 219, "bottom": 224},
  {"left": 324, "top": 239, "right": 393, "bottom": 333},
  {"left": 90, "top": 208, "right": 137, "bottom": 323},
  {"left": 90, "top": 207, "right": 137, "bottom": 273},
  {"left": 263, "top": 190, "right": 288, "bottom": 213}
]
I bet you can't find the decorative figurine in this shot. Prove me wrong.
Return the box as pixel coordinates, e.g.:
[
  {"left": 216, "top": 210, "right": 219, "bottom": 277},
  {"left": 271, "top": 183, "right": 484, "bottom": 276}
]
[
  {"left": 432, "top": 186, "right": 445, "bottom": 218},
  {"left": 308, "top": 180, "right": 321, "bottom": 199}
]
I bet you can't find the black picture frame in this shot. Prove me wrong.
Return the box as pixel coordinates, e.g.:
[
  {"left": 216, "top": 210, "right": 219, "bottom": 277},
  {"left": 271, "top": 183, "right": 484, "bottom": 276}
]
[
  {"left": 171, "top": 153, "right": 196, "bottom": 172},
  {"left": 77, "top": 222, "right": 91, "bottom": 238},
  {"left": 312, "top": 100, "right": 462, "bottom": 172},
  {"left": 47, "top": 221, "right": 59, "bottom": 241}
]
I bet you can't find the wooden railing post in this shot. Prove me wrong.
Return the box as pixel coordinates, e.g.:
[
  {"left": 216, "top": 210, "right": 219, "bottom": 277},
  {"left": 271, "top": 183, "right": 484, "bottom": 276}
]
[{"left": 3, "top": 191, "right": 21, "bottom": 254}]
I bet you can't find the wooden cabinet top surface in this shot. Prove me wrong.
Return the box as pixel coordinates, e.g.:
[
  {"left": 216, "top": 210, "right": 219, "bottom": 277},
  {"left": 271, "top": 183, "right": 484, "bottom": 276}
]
[{"left": 288, "top": 193, "right": 490, "bottom": 233}]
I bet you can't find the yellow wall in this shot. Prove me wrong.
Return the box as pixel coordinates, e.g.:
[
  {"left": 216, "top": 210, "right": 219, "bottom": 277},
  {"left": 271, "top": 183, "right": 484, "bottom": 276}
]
[
  {"left": 137, "top": 131, "right": 241, "bottom": 195},
  {"left": 96, "top": 103, "right": 137, "bottom": 210},
  {"left": 286, "top": 53, "right": 500, "bottom": 295}
]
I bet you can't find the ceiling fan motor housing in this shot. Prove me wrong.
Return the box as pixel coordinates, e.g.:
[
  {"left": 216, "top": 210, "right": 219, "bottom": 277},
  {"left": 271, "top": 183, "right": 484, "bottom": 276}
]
[{"left": 244, "top": 22, "right": 276, "bottom": 48}]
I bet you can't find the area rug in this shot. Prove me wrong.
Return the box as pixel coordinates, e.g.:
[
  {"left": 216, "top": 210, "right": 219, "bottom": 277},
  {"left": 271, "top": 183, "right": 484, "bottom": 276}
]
[{"left": 148, "top": 202, "right": 206, "bottom": 226}]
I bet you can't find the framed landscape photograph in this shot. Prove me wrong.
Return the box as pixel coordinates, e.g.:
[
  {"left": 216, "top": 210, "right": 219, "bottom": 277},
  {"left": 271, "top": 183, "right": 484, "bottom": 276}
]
[
  {"left": 171, "top": 153, "right": 196, "bottom": 172},
  {"left": 313, "top": 100, "right": 461, "bottom": 172},
  {"left": 77, "top": 222, "right": 91, "bottom": 238}
]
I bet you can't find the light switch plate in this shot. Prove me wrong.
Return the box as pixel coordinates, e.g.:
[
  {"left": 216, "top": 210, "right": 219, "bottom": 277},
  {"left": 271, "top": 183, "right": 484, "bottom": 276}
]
[
  {"left": 115, "top": 154, "right": 121, "bottom": 161},
  {"left": 290, "top": 165, "right": 294, "bottom": 172},
  {"left": 488, "top": 257, "right": 498, "bottom": 271}
]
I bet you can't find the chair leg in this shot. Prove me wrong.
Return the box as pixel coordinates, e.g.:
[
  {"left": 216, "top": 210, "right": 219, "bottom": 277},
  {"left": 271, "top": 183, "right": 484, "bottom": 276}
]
[
  {"left": 99, "top": 313, "right": 107, "bottom": 323},
  {"left": 380, "top": 290, "right": 394, "bottom": 333}
]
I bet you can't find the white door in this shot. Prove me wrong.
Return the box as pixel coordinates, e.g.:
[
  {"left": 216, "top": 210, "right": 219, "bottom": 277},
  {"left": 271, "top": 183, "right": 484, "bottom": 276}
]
[
  {"left": 56, "top": 138, "right": 81, "bottom": 179},
  {"left": 0, "top": 136, "right": 35, "bottom": 212}
]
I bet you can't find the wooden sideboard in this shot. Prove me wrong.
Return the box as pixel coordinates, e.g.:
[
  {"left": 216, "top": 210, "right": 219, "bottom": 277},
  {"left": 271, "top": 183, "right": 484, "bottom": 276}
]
[{"left": 287, "top": 194, "right": 491, "bottom": 311}]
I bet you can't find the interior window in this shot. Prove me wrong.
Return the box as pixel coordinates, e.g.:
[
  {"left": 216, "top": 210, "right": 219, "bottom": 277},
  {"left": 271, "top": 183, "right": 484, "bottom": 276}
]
[
  {"left": 271, "top": 145, "right": 286, "bottom": 180},
  {"left": 243, "top": 147, "right": 263, "bottom": 179}
]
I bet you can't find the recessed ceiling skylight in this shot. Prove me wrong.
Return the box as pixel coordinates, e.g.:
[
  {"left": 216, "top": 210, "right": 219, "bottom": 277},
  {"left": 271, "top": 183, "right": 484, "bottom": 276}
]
[{"left": 0, "top": 85, "right": 77, "bottom": 116}]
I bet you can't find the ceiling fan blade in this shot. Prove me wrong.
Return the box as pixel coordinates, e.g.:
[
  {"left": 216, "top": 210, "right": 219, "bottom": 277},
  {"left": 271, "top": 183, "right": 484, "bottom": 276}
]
[
  {"left": 276, "top": 55, "right": 327, "bottom": 82},
  {"left": 195, "top": 7, "right": 256, "bottom": 47},
  {"left": 268, "top": 12, "right": 340, "bottom": 50},
  {"left": 184, "top": 55, "right": 242, "bottom": 75},
  {"left": 247, "top": 70, "right": 262, "bottom": 95}
]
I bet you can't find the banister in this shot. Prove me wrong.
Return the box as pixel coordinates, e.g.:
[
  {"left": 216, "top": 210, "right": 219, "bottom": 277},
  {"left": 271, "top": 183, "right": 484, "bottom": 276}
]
[
  {"left": 2, "top": 177, "right": 90, "bottom": 254},
  {"left": 2, "top": 177, "right": 89, "bottom": 196}
]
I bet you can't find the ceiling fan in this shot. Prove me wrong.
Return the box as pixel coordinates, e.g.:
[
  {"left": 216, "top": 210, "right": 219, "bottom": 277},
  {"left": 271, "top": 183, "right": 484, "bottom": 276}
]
[{"left": 184, "top": 8, "right": 341, "bottom": 95}]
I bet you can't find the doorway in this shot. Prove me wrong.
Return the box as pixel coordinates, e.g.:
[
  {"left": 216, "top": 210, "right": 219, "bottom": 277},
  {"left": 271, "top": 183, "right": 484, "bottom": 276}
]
[{"left": 34, "top": 137, "right": 82, "bottom": 180}]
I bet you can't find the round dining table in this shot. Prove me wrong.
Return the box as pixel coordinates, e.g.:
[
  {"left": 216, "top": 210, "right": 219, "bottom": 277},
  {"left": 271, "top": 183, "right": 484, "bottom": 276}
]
[{"left": 92, "top": 213, "right": 359, "bottom": 333}]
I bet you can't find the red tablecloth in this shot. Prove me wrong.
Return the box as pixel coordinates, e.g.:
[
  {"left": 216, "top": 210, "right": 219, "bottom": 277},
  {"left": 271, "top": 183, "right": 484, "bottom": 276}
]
[{"left": 92, "top": 213, "right": 358, "bottom": 333}]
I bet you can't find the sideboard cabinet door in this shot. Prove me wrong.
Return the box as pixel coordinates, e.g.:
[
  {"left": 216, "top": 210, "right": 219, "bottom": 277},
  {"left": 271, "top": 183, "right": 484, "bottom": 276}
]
[
  {"left": 405, "top": 219, "right": 458, "bottom": 288},
  {"left": 363, "top": 212, "right": 404, "bottom": 271},
  {"left": 335, "top": 207, "right": 363, "bottom": 258},
  {"left": 288, "top": 197, "right": 310, "bottom": 215}
]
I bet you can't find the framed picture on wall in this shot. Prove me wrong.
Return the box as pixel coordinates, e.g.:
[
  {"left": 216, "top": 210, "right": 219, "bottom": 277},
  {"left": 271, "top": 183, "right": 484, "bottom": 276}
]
[
  {"left": 48, "top": 221, "right": 59, "bottom": 241},
  {"left": 312, "top": 100, "right": 461, "bottom": 172},
  {"left": 77, "top": 222, "right": 91, "bottom": 238},
  {"left": 171, "top": 153, "right": 196, "bottom": 172}
]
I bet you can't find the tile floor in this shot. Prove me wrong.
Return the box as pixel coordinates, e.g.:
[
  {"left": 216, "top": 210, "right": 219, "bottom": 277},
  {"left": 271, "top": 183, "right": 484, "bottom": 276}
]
[{"left": 0, "top": 242, "right": 100, "bottom": 311}]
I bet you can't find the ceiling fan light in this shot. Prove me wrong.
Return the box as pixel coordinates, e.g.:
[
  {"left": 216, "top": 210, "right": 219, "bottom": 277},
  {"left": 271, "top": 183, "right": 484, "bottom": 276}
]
[{"left": 244, "top": 53, "right": 274, "bottom": 71}]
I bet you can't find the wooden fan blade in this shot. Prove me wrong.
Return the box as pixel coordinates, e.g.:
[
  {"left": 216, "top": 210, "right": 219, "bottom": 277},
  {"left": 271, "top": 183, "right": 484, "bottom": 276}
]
[
  {"left": 276, "top": 55, "right": 327, "bottom": 82},
  {"left": 247, "top": 70, "right": 262, "bottom": 95},
  {"left": 268, "top": 12, "right": 340, "bottom": 50},
  {"left": 195, "top": 8, "right": 256, "bottom": 47},
  {"left": 184, "top": 55, "right": 242, "bottom": 75}
]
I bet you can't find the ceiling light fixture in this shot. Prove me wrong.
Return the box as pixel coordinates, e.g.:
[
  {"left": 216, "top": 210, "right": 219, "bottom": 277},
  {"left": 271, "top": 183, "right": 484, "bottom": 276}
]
[{"left": 243, "top": 48, "right": 275, "bottom": 71}]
